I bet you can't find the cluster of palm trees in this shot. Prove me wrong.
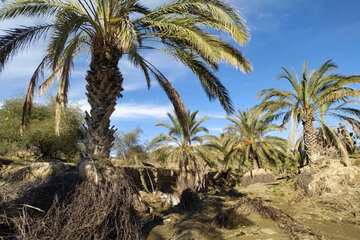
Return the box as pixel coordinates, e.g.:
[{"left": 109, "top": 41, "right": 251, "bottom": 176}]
[
  {"left": 0, "top": 0, "right": 359, "bottom": 171},
  {"left": 149, "top": 109, "right": 288, "bottom": 183},
  {"left": 149, "top": 59, "right": 360, "bottom": 190}
]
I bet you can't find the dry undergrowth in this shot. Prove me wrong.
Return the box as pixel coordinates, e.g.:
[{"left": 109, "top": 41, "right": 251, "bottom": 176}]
[{"left": 7, "top": 173, "right": 140, "bottom": 240}]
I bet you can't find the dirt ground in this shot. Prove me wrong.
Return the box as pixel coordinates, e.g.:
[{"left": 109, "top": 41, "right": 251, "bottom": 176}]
[
  {"left": 143, "top": 181, "right": 360, "bottom": 240},
  {"left": 2, "top": 158, "right": 360, "bottom": 240},
  {"left": 240, "top": 182, "right": 360, "bottom": 240}
]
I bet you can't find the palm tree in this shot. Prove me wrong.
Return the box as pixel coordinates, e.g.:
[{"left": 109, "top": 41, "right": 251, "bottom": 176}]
[
  {"left": 149, "top": 110, "right": 214, "bottom": 192},
  {"left": 203, "top": 133, "right": 240, "bottom": 170},
  {"left": 225, "top": 108, "right": 287, "bottom": 170},
  {"left": 0, "top": 0, "right": 252, "bottom": 158},
  {"left": 257, "top": 59, "right": 360, "bottom": 164}
]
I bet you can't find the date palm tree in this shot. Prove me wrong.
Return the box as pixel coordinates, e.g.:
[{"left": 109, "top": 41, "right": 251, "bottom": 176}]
[
  {"left": 225, "top": 108, "right": 287, "bottom": 170},
  {"left": 257, "top": 59, "right": 360, "bottom": 164},
  {"left": 203, "top": 133, "right": 240, "bottom": 170},
  {"left": 149, "top": 110, "right": 214, "bottom": 192},
  {"left": 0, "top": 0, "right": 252, "bottom": 158}
]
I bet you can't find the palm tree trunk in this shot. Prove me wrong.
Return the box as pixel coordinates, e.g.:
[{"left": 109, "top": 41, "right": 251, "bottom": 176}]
[
  {"left": 85, "top": 47, "right": 123, "bottom": 158},
  {"left": 302, "top": 114, "right": 317, "bottom": 163},
  {"left": 252, "top": 158, "right": 260, "bottom": 169},
  {"left": 251, "top": 147, "right": 260, "bottom": 169}
]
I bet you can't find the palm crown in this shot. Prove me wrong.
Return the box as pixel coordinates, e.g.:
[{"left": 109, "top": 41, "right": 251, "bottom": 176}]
[
  {"left": 149, "top": 110, "right": 214, "bottom": 191},
  {"left": 226, "top": 108, "right": 287, "bottom": 170},
  {"left": 149, "top": 110, "right": 211, "bottom": 164},
  {"left": 257, "top": 59, "right": 360, "bottom": 163},
  {"left": 203, "top": 133, "right": 240, "bottom": 170},
  {"left": 0, "top": 0, "right": 252, "bottom": 157}
]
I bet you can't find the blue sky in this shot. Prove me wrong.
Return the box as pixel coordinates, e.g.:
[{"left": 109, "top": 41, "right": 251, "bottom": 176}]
[{"left": 1, "top": 0, "right": 360, "bottom": 142}]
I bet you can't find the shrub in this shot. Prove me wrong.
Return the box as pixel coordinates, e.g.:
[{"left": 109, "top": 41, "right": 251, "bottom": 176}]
[{"left": 0, "top": 97, "right": 85, "bottom": 160}]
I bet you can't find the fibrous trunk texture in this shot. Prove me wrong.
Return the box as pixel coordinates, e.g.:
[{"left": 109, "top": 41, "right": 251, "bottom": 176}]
[
  {"left": 176, "top": 149, "right": 205, "bottom": 193},
  {"left": 250, "top": 147, "right": 260, "bottom": 169},
  {"left": 85, "top": 46, "right": 123, "bottom": 158},
  {"left": 302, "top": 114, "right": 317, "bottom": 163}
]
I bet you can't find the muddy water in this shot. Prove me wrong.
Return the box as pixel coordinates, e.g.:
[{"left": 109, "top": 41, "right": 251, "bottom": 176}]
[
  {"left": 303, "top": 220, "right": 360, "bottom": 240},
  {"left": 147, "top": 213, "right": 290, "bottom": 240},
  {"left": 241, "top": 183, "right": 360, "bottom": 240}
]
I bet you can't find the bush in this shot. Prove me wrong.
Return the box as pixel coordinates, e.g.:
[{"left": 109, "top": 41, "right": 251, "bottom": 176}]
[
  {"left": 113, "top": 127, "right": 148, "bottom": 164},
  {"left": 0, "top": 97, "right": 85, "bottom": 160}
]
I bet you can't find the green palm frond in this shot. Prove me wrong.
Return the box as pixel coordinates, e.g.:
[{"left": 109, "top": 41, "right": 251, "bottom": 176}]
[
  {"left": 150, "top": 109, "right": 213, "bottom": 168},
  {"left": 257, "top": 59, "right": 360, "bottom": 162},
  {"left": 225, "top": 107, "right": 287, "bottom": 169},
  {"left": 0, "top": 0, "right": 251, "bottom": 140},
  {"left": 0, "top": 24, "right": 53, "bottom": 70}
]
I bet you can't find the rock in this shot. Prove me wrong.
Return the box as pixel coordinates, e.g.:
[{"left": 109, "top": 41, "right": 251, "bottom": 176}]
[
  {"left": 261, "top": 228, "right": 277, "bottom": 235},
  {"left": 78, "top": 160, "right": 132, "bottom": 183},
  {"left": 78, "top": 160, "right": 100, "bottom": 182},
  {"left": 28, "top": 161, "right": 68, "bottom": 180},
  {"left": 1, "top": 161, "right": 68, "bottom": 182},
  {"left": 296, "top": 158, "right": 360, "bottom": 196},
  {"left": 160, "top": 193, "right": 180, "bottom": 206}
]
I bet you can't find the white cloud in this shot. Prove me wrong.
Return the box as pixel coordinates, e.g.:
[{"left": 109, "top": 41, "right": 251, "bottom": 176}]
[
  {"left": 209, "top": 127, "right": 224, "bottom": 133},
  {"left": 200, "top": 112, "right": 227, "bottom": 119},
  {"left": 113, "top": 103, "right": 172, "bottom": 119},
  {"left": 230, "top": 0, "right": 304, "bottom": 33},
  {"left": 1, "top": 47, "right": 44, "bottom": 81},
  {"left": 72, "top": 99, "right": 172, "bottom": 120}
]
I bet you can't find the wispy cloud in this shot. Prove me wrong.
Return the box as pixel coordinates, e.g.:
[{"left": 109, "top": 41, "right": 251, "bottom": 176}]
[
  {"left": 1, "top": 47, "right": 44, "bottom": 81},
  {"left": 230, "top": 0, "right": 304, "bottom": 33},
  {"left": 72, "top": 99, "right": 172, "bottom": 120},
  {"left": 200, "top": 112, "right": 227, "bottom": 119},
  {"left": 208, "top": 127, "right": 224, "bottom": 133}
]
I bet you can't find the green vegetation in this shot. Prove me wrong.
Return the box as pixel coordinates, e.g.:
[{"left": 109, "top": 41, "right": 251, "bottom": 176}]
[
  {"left": 0, "top": 0, "right": 252, "bottom": 158},
  {"left": 203, "top": 133, "right": 240, "bottom": 171},
  {"left": 1, "top": 2, "right": 360, "bottom": 240},
  {"left": 257, "top": 60, "right": 360, "bottom": 165},
  {"left": 113, "top": 127, "right": 148, "bottom": 164},
  {"left": 0, "top": 97, "right": 84, "bottom": 160},
  {"left": 149, "top": 110, "right": 215, "bottom": 192},
  {"left": 225, "top": 108, "right": 288, "bottom": 171}
]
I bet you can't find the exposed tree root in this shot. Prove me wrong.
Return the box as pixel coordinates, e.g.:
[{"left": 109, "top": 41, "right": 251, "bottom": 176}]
[{"left": 4, "top": 172, "right": 140, "bottom": 240}]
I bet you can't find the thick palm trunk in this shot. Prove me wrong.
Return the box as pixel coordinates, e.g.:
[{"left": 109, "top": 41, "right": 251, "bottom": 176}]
[
  {"left": 302, "top": 114, "right": 317, "bottom": 163},
  {"left": 250, "top": 147, "right": 260, "bottom": 169},
  {"left": 176, "top": 148, "right": 205, "bottom": 193},
  {"left": 85, "top": 47, "right": 123, "bottom": 158}
]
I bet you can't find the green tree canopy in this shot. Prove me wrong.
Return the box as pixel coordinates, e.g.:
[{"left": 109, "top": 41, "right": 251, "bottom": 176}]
[
  {"left": 0, "top": 0, "right": 252, "bottom": 158},
  {"left": 257, "top": 59, "right": 360, "bottom": 165},
  {"left": 113, "top": 126, "right": 148, "bottom": 164},
  {"left": 149, "top": 110, "right": 213, "bottom": 192},
  {"left": 0, "top": 97, "right": 84, "bottom": 159},
  {"left": 225, "top": 108, "right": 287, "bottom": 170}
]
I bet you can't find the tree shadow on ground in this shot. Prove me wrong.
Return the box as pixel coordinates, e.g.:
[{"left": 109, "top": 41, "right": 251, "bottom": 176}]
[{"left": 144, "top": 188, "right": 257, "bottom": 240}]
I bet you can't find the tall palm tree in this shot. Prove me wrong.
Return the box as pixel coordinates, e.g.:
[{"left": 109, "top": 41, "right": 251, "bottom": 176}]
[
  {"left": 0, "top": 0, "right": 252, "bottom": 158},
  {"left": 225, "top": 108, "right": 287, "bottom": 170},
  {"left": 149, "top": 110, "right": 214, "bottom": 192},
  {"left": 203, "top": 133, "right": 240, "bottom": 170},
  {"left": 257, "top": 59, "right": 360, "bottom": 164}
]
